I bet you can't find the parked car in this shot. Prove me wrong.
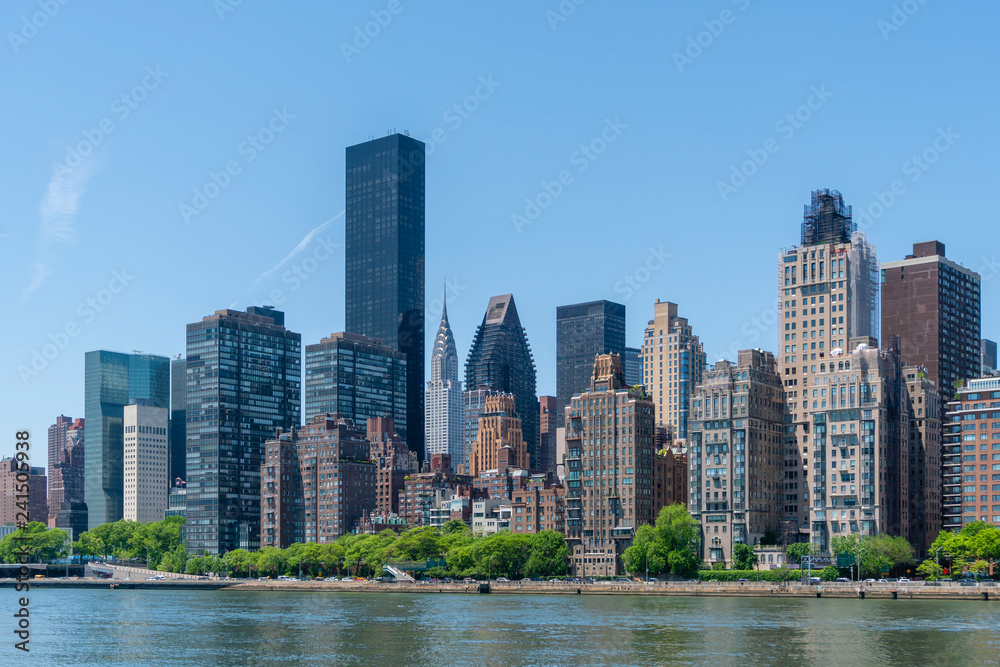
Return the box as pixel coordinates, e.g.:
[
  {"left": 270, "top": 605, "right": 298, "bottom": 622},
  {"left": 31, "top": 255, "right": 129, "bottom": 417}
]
[
  {"left": 145, "top": 577, "right": 157, "bottom": 580},
  {"left": 258, "top": 576, "right": 269, "bottom": 581},
  {"left": 898, "top": 578, "right": 911, "bottom": 583},
  {"left": 877, "top": 579, "right": 888, "bottom": 583},
  {"left": 549, "top": 579, "right": 560, "bottom": 583},
  {"left": 462, "top": 577, "right": 476, "bottom": 583},
  {"left": 836, "top": 578, "right": 851, "bottom": 583},
  {"left": 808, "top": 577, "right": 821, "bottom": 584},
  {"left": 616, "top": 578, "right": 631, "bottom": 582},
  {"left": 737, "top": 578, "right": 749, "bottom": 583},
  {"left": 496, "top": 577, "right": 509, "bottom": 582},
  {"left": 863, "top": 579, "right": 875, "bottom": 583}
]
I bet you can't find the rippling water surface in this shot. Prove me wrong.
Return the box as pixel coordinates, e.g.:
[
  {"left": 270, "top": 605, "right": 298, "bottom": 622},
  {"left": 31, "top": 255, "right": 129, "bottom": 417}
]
[{"left": 22, "top": 589, "right": 1000, "bottom": 665}]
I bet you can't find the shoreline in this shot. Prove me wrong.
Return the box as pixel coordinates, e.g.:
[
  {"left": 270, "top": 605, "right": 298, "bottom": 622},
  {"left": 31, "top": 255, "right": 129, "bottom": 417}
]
[{"left": 9, "top": 579, "right": 996, "bottom": 601}]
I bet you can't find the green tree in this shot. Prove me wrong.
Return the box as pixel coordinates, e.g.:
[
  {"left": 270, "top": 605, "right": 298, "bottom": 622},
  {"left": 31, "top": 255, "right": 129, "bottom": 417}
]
[
  {"left": 524, "top": 531, "right": 569, "bottom": 578},
  {"left": 916, "top": 560, "right": 943, "bottom": 580},
  {"left": 732, "top": 544, "right": 758, "bottom": 570},
  {"left": 785, "top": 542, "right": 814, "bottom": 565},
  {"left": 819, "top": 566, "right": 839, "bottom": 581},
  {"left": 0, "top": 523, "right": 70, "bottom": 563}
]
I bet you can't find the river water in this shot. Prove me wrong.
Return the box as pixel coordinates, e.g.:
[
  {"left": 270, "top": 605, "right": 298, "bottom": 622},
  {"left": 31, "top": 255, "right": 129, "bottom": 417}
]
[{"left": 17, "top": 589, "right": 1000, "bottom": 665}]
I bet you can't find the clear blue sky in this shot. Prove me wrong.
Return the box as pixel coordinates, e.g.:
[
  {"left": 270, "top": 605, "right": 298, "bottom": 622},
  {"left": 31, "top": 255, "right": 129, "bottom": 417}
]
[{"left": 2, "top": 1, "right": 998, "bottom": 464}]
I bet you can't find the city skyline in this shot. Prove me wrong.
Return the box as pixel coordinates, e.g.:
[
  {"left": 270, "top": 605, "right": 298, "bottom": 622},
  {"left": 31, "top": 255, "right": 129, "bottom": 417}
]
[{"left": 4, "top": 3, "right": 1000, "bottom": 463}]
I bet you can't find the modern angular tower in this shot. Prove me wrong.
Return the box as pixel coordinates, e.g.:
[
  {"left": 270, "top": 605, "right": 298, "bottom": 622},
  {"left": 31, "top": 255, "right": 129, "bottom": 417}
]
[
  {"left": 465, "top": 294, "right": 539, "bottom": 469},
  {"left": 425, "top": 297, "right": 463, "bottom": 468},
  {"left": 345, "top": 133, "right": 425, "bottom": 460},
  {"left": 84, "top": 350, "right": 169, "bottom": 529}
]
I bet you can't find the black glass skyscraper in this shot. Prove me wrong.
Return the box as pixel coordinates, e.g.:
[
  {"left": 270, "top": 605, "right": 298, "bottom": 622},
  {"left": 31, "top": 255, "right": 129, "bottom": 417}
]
[
  {"left": 555, "top": 300, "right": 626, "bottom": 427},
  {"left": 465, "top": 294, "right": 538, "bottom": 468},
  {"left": 185, "top": 306, "right": 300, "bottom": 555},
  {"left": 346, "top": 133, "right": 425, "bottom": 460},
  {"left": 169, "top": 357, "right": 186, "bottom": 486},
  {"left": 84, "top": 350, "right": 169, "bottom": 529}
]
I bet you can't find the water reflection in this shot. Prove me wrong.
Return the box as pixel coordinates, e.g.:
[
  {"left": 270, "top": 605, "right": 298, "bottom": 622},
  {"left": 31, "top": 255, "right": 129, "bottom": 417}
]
[{"left": 26, "top": 589, "right": 1000, "bottom": 666}]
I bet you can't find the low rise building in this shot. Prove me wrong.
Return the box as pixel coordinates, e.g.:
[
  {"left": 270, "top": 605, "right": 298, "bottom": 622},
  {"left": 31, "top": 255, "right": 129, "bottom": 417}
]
[
  {"left": 398, "top": 454, "right": 472, "bottom": 528},
  {"left": 0, "top": 458, "right": 47, "bottom": 527}
]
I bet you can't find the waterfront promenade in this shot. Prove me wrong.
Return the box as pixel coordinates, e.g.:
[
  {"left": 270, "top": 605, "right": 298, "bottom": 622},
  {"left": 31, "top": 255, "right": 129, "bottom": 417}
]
[{"left": 10, "top": 576, "right": 997, "bottom": 600}]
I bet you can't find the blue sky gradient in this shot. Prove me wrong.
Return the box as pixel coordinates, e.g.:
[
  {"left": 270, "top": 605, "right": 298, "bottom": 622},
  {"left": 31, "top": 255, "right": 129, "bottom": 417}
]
[{"left": 2, "top": 1, "right": 998, "bottom": 461}]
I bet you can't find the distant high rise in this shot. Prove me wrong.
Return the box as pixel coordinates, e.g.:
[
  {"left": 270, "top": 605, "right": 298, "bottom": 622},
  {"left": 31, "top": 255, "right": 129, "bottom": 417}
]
[
  {"left": 462, "top": 388, "right": 498, "bottom": 474},
  {"left": 305, "top": 332, "right": 407, "bottom": 439},
  {"left": 563, "top": 354, "right": 657, "bottom": 577},
  {"left": 0, "top": 458, "right": 46, "bottom": 528},
  {"left": 622, "top": 347, "right": 640, "bottom": 387},
  {"left": 556, "top": 300, "right": 626, "bottom": 427},
  {"left": 123, "top": 404, "right": 169, "bottom": 523},
  {"left": 943, "top": 376, "right": 1000, "bottom": 530},
  {"left": 185, "top": 307, "right": 300, "bottom": 555},
  {"left": 640, "top": 300, "right": 705, "bottom": 440},
  {"left": 47, "top": 418, "right": 85, "bottom": 526},
  {"left": 983, "top": 339, "right": 998, "bottom": 374},
  {"left": 169, "top": 357, "right": 187, "bottom": 485},
  {"left": 261, "top": 414, "right": 376, "bottom": 547},
  {"left": 903, "top": 365, "right": 942, "bottom": 557},
  {"left": 465, "top": 294, "right": 539, "bottom": 468},
  {"left": 425, "top": 299, "right": 463, "bottom": 467},
  {"left": 882, "top": 241, "right": 981, "bottom": 399},
  {"left": 346, "top": 133, "right": 425, "bottom": 460},
  {"left": 777, "top": 189, "right": 879, "bottom": 533},
  {"left": 47, "top": 415, "right": 73, "bottom": 492},
  {"left": 84, "top": 351, "right": 169, "bottom": 529},
  {"left": 469, "top": 394, "right": 528, "bottom": 477},
  {"left": 538, "top": 395, "right": 558, "bottom": 474},
  {"left": 688, "top": 350, "right": 785, "bottom": 566}
]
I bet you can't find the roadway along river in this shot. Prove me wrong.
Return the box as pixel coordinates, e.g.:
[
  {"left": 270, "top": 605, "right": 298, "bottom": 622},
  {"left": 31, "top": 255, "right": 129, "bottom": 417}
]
[{"left": 21, "top": 589, "right": 1000, "bottom": 665}]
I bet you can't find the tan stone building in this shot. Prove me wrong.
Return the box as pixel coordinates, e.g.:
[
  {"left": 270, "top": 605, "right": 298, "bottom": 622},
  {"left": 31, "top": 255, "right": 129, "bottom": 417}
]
[
  {"left": 563, "top": 353, "right": 658, "bottom": 576},
  {"left": 688, "top": 349, "right": 785, "bottom": 566},
  {"left": 469, "top": 394, "right": 528, "bottom": 477},
  {"left": 640, "top": 300, "right": 705, "bottom": 441}
]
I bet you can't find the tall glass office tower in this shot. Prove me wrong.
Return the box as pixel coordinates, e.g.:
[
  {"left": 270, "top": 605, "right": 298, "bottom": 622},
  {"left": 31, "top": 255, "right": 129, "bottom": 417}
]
[
  {"left": 84, "top": 350, "right": 169, "bottom": 529},
  {"left": 556, "top": 300, "right": 626, "bottom": 428},
  {"left": 185, "top": 306, "right": 300, "bottom": 555},
  {"left": 346, "top": 133, "right": 425, "bottom": 460}
]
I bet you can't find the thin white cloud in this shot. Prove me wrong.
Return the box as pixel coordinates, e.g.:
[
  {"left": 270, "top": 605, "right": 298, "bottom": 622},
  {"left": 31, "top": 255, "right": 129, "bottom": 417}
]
[
  {"left": 22, "top": 160, "right": 99, "bottom": 299},
  {"left": 228, "top": 211, "right": 344, "bottom": 308}
]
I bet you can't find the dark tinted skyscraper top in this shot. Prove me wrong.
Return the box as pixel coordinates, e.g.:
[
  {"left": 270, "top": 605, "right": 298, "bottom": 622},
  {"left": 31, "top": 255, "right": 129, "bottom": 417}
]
[
  {"left": 556, "top": 300, "right": 626, "bottom": 427},
  {"left": 169, "top": 357, "right": 186, "bottom": 486},
  {"left": 881, "top": 241, "right": 981, "bottom": 398},
  {"left": 465, "top": 294, "right": 538, "bottom": 468},
  {"left": 346, "top": 133, "right": 425, "bottom": 460},
  {"left": 84, "top": 350, "right": 169, "bottom": 529},
  {"left": 185, "top": 306, "right": 300, "bottom": 555}
]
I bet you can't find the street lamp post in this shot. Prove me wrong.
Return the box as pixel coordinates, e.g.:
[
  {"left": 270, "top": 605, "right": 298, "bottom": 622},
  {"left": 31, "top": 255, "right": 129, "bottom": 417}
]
[{"left": 488, "top": 554, "right": 495, "bottom": 582}]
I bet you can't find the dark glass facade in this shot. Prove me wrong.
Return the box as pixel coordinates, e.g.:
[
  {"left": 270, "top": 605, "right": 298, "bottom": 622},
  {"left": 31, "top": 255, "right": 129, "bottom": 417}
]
[
  {"left": 84, "top": 351, "right": 169, "bottom": 529},
  {"left": 555, "top": 301, "right": 626, "bottom": 427},
  {"left": 169, "top": 357, "right": 186, "bottom": 486},
  {"left": 345, "top": 134, "right": 425, "bottom": 460},
  {"left": 465, "top": 294, "right": 539, "bottom": 468},
  {"left": 304, "top": 332, "right": 407, "bottom": 439},
  {"left": 185, "top": 307, "right": 300, "bottom": 555}
]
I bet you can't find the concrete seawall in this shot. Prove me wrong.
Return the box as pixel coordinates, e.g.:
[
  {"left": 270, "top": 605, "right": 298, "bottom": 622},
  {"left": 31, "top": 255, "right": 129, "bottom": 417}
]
[{"left": 8, "top": 578, "right": 996, "bottom": 600}]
